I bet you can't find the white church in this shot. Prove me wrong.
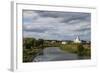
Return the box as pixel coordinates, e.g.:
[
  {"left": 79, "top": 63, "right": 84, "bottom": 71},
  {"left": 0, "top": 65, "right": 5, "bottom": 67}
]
[
  {"left": 73, "top": 36, "right": 81, "bottom": 43},
  {"left": 61, "top": 36, "right": 81, "bottom": 44}
]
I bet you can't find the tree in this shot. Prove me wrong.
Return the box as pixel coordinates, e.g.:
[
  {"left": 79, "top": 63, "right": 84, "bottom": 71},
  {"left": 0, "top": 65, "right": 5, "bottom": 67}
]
[
  {"left": 23, "top": 38, "right": 36, "bottom": 49},
  {"left": 37, "top": 39, "right": 44, "bottom": 49},
  {"left": 77, "top": 44, "right": 85, "bottom": 57}
]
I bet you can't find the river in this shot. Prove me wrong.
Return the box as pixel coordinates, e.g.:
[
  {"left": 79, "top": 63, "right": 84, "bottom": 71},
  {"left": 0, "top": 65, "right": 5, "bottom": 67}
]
[{"left": 33, "top": 47, "right": 78, "bottom": 62}]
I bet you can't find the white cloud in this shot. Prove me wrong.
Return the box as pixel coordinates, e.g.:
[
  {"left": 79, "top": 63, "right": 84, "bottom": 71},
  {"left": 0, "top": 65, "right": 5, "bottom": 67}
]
[
  {"left": 23, "top": 10, "right": 91, "bottom": 41},
  {"left": 23, "top": 10, "right": 39, "bottom": 18}
]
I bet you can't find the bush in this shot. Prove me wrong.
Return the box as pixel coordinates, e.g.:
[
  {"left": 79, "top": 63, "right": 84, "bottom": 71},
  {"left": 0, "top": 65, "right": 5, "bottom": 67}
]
[{"left": 77, "top": 44, "right": 85, "bottom": 57}]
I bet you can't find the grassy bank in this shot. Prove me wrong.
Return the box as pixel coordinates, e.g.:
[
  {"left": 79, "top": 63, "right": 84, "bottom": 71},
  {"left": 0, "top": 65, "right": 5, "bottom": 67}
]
[{"left": 59, "top": 43, "right": 91, "bottom": 59}]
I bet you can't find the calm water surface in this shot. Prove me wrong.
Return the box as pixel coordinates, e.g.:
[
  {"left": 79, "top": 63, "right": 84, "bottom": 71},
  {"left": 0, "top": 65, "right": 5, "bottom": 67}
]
[{"left": 33, "top": 47, "right": 78, "bottom": 62}]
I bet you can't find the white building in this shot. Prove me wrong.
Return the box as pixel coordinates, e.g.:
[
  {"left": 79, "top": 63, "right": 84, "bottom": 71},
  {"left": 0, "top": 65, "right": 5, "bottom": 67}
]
[
  {"left": 62, "top": 41, "right": 66, "bottom": 44},
  {"left": 73, "top": 36, "right": 81, "bottom": 43}
]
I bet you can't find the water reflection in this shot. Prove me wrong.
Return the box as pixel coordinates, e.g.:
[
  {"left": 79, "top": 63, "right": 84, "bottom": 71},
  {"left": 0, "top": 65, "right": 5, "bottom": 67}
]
[{"left": 33, "top": 47, "right": 78, "bottom": 62}]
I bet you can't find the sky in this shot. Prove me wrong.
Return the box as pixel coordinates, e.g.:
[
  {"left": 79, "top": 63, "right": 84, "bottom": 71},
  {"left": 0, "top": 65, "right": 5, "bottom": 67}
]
[{"left": 23, "top": 10, "right": 91, "bottom": 41}]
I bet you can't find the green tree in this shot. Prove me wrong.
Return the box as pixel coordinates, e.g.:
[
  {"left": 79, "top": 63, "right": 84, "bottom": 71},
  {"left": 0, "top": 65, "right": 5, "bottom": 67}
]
[
  {"left": 77, "top": 44, "right": 85, "bottom": 57},
  {"left": 37, "top": 39, "right": 44, "bottom": 48},
  {"left": 23, "top": 38, "right": 36, "bottom": 49}
]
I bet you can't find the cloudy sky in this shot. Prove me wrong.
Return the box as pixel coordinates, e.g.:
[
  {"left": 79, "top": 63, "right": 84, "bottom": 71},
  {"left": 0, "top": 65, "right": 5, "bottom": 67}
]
[{"left": 22, "top": 10, "right": 91, "bottom": 41}]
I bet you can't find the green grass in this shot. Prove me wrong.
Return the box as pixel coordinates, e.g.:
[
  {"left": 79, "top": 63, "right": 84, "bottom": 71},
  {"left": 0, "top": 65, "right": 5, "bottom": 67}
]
[
  {"left": 23, "top": 48, "right": 41, "bottom": 62},
  {"left": 59, "top": 44, "right": 78, "bottom": 53},
  {"left": 59, "top": 43, "right": 91, "bottom": 59}
]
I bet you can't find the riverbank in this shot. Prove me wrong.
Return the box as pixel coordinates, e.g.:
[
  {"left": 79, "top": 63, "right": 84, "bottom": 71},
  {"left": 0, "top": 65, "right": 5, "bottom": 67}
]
[{"left": 23, "top": 38, "right": 91, "bottom": 62}]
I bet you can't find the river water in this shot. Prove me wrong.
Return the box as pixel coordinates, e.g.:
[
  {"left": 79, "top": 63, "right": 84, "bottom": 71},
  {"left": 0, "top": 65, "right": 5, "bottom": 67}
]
[{"left": 33, "top": 47, "right": 78, "bottom": 62}]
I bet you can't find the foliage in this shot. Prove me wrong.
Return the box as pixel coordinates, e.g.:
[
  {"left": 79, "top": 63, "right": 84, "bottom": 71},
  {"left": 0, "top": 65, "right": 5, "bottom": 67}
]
[
  {"left": 77, "top": 44, "right": 85, "bottom": 56},
  {"left": 23, "top": 38, "right": 45, "bottom": 62}
]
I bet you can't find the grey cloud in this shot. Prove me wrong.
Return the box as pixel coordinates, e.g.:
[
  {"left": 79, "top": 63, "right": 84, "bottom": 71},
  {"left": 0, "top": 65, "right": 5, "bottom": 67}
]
[
  {"left": 61, "top": 13, "right": 91, "bottom": 24},
  {"left": 24, "top": 28, "right": 47, "bottom": 33},
  {"left": 23, "top": 10, "right": 91, "bottom": 41},
  {"left": 75, "top": 27, "right": 90, "bottom": 32}
]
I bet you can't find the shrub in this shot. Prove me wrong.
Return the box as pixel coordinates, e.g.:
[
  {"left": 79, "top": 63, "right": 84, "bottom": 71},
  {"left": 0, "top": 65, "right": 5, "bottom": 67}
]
[{"left": 77, "top": 44, "right": 85, "bottom": 57}]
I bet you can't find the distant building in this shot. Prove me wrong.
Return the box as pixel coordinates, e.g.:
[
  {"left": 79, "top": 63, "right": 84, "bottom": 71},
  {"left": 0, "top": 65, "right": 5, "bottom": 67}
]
[
  {"left": 62, "top": 41, "right": 66, "bottom": 44},
  {"left": 73, "top": 36, "right": 81, "bottom": 43}
]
